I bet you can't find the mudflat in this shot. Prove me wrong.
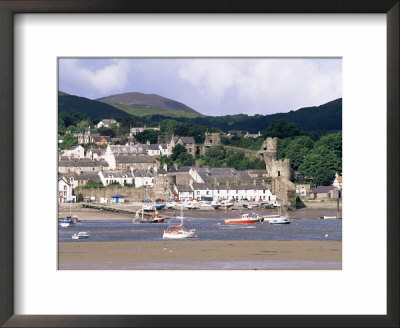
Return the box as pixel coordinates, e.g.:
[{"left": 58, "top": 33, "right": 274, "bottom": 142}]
[{"left": 58, "top": 240, "right": 341, "bottom": 270}]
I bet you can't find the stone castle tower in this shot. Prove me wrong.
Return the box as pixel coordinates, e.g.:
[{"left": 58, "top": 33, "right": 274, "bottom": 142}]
[
  {"left": 201, "top": 132, "right": 221, "bottom": 155},
  {"left": 259, "top": 137, "right": 291, "bottom": 180}
]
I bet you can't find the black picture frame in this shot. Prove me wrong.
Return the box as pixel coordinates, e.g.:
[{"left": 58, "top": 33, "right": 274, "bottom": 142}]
[{"left": 0, "top": 0, "right": 398, "bottom": 327}]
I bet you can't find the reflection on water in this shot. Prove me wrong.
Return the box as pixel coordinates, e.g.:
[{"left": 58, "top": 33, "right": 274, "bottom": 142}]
[{"left": 58, "top": 218, "right": 342, "bottom": 242}]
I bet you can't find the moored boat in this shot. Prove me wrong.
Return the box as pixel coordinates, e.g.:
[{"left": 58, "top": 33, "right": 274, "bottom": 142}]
[
  {"left": 59, "top": 217, "right": 76, "bottom": 228},
  {"left": 166, "top": 200, "right": 177, "bottom": 209},
  {"left": 263, "top": 215, "right": 291, "bottom": 224},
  {"left": 72, "top": 231, "right": 90, "bottom": 239},
  {"left": 163, "top": 206, "right": 196, "bottom": 239},
  {"left": 184, "top": 201, "right": 199, "bottom": 210},
  {"left": 142, "top": 204, "right": 154, "bottom": 212},
  {"left": 319, "top": 216, "right": 340, "bottom": 220},
  {"left": 134, "top": 210, "right": 165, "bottom": 223},
  {"left": 154, "top": 203, "right": 166, "bottom": 210},
  {"left": 221, "top": 200, "right": 234, "bottom": 211},
  {"left": 211, "top": 201, "right": 221, "bottom": 209},
  {"left": 224, "top": 213, "right": 260, "bottom": 225}
]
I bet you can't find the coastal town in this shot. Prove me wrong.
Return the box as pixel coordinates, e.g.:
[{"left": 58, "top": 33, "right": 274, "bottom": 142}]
[
  {"left": 58, "top": 119, "right": 343, "bottom": 211},
  {"left": 57, "top": 58, "right": 342, "bottom": 270}
]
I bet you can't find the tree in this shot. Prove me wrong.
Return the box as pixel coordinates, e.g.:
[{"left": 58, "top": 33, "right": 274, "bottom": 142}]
[
  {"left": 59, "top": 133, "right": 78, "bottom": 150},
  {"left": 97, "top": 127, "right": 115, "bottom": 137},
  {"left": 178, "top": 152, "right": 195, "bottom": 166},
  {"left": 203, "top": 146, "right": 225, "bottom": 167},
  {"left": 279, "top": 135, "right": 315, "bottom": 169},
  {"left": 170, "top": 144, "right": 187, "bottom": 161},
  {"left": 263, "top": 120, "right": 304, "bottom": 139},
  {"left": 135, "top": 130, "right": 160, "bottom": 144},
  {"left": 298, "top": 145, "right": 341, "bottom": 186}
]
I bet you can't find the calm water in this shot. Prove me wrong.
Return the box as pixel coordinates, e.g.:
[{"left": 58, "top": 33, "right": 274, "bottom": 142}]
[{"left": 58, "top": 218, "right": 342, "bottom": 242}]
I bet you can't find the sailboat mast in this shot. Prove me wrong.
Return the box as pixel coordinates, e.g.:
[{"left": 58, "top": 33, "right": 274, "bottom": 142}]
[{"left": 336, "top": 190, "right": 340, "bottom": 219}]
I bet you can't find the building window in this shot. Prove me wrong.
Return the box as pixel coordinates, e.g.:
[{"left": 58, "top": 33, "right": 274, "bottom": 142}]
[{"left": 278, "top": 171, "right": 280, "bottom": 176}]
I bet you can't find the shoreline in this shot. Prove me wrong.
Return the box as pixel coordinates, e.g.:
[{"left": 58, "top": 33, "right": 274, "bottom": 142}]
[
  {"left": 59, "top": 204, "right": 342, "bottom": 221},
  {"left": 59, "top": 240, "right": 342, "bottom": 270}
]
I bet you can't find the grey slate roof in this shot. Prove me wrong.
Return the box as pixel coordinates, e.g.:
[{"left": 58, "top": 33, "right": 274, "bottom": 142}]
[
  {"left": 175, "top": 185, "right": 194, "bottom": 193},
  {"left": 108, "top": 145, "right": 147, "bottom": 155},
  {"left": 311, "top": 186, "right": 335, "bottom": 193},
  {"left": 147, "top": 144, "right": 161, "bottom": 150},
  {"left": 132, "top": 169, "right": 156, "bottom": 177},
  {"left": 60, "top": 172, "right": 102, "bottom": 183},
  {"left": 102, "top": 170, "right": 132, "bottom": 178},
  {"left": 173, "top": 136, "right": 195, "bottom": 144},
  {"left": 191, "top": 183, "right": 269, "bottom": 191},
  {"left": 115, "top": 155, "right": 155, "bottom": 164},
  {"left": 59, "top": 159, "right": 109, "bottom": 167}
]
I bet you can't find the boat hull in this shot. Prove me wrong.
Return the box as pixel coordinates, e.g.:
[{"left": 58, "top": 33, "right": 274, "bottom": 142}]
[
  {"left": 269, "top": 220, "right": 291, "bottom": 224},
  {"left": 162, "top": 230, "right": 196, "bottom": 239},
  {"left": 60, "top": 222, "right": 76, "bottom": 228},
  {"left": 224, "top": 219, "right": 259, "bottom": 224},
  {"left": 134, "top": 218, "right": 165, "bottom": 223}
]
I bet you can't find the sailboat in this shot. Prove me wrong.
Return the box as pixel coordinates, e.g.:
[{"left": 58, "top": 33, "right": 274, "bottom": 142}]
[
  {"left": 60, "top": 200, "right": 77, "bottom": 227},
  {"left": 262, "top": 202, "right": 291, "bottom": 224},
  {"left": 162, "top": 205, "right": 196, "bottom": 239},
  {"left": 133, "top": 207, "right": 165, "bottom": 223}
]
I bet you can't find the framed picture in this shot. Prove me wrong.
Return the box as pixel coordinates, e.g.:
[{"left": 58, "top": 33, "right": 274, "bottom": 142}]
[{"left": 0, "top": 0, "right": 398, "bottom": 327}]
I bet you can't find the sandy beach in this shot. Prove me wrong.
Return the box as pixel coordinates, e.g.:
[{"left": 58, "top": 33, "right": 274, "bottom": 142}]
[{"left": 58, "top": 240, "right": 341, "bottom": 270}]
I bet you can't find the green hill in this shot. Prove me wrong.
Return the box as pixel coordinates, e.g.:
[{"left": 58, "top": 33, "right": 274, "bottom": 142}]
[
  {"left": 58, "top": 93, "right": 130, "bottom": 119},
  {"left": 146, "top": 98, "right": 342, "bottom": 133},
  {"left": 97, "top": 92, "right": 203, "bottom": 118}
]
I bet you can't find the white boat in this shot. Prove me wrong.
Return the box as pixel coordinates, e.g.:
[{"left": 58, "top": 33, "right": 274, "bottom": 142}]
[
  {"left": 72, "top": 231, "right": 90, "bottom": 239},
  {"left": 60, "top": 201, "right": 78, "bottom": 227},
  {"left": 271, "top": 201, "right": 282, "bottom": 207},
  {"left": 184, "top": 201, "right": 199, "bottom": 210},
  {"left": 211, "top": 201, "right": 221, "bottom": 209},
  {"left": 59, "top": 217, "right": 76, "bottom": 228},
  {"left": 263, "top": 215, "right": 291, "bottom": 224},
  {"left": 163, "top": 206, "right": 196, "bottom": 239},
  {"left": 165, "top": 200, "right": 176, "bottom": 209},
  {"left": 142, "top": 204, "right": 154, "bottom": 212},
  {"left": 319, "top": 216, "right": 337, "bottom": 220},
  {"left": 221, "top": 200, "right": 234, "bottom": 211}
]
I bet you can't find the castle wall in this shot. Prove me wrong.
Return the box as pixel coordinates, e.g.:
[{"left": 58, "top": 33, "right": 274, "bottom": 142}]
[{"left": 268, "top": 159, "right": 291, "bottom": 179}]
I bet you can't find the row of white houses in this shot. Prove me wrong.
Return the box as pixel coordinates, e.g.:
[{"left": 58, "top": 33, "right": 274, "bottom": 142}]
[{"left": 174, "top": 183, "right": 277, "bottom": 202}]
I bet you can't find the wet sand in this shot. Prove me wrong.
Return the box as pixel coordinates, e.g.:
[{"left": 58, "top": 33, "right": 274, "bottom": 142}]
[{"left": 58, "top": 240, "right": 341, "bottom": 270}]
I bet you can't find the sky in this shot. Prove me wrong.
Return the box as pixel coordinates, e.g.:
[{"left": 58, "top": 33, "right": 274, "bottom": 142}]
[{"left": 58, "top": 58, "right": 341, "bottom": 116}]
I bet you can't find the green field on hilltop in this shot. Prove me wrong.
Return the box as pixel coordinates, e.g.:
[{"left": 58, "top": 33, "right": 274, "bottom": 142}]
[{"left": 112, "top": 104, "right": 204, "bottom": 118}]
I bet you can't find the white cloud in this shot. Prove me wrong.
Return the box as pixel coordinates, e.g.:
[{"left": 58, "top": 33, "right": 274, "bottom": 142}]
[
  {"left": 59, "top": 59, "right": 131, "bottom": 98},
  {"left": 177, "top": 58, "right": 341, "bottom": 115}
]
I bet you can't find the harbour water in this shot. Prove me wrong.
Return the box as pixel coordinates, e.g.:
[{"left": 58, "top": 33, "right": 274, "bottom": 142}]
[{"left": 58, "top": 217, "right": 342, "bottom": 242}]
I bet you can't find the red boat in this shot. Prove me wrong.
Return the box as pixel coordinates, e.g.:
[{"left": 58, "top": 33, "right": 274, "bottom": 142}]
[{"left": 224, "top": 213, "right": 260, "bottom": 225}]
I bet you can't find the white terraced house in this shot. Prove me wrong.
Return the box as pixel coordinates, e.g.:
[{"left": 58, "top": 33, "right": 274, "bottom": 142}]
[
  {"left": 98, "top": 170, "right": 134, "bottom": 186},
  {"left": 191, "top": 183, "right": 276, "bottom": 202}
]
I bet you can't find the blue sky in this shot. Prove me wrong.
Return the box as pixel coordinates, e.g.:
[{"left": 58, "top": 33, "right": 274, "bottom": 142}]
[{"left": 59, "top": 58, "right": 341, "bottom": 116}]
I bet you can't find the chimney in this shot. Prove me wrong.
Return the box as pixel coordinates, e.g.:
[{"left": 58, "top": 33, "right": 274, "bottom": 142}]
[
  {"left": 146, "top": 140, "right": 150, "bottom": 145},
  {"left": 163, "top": 164, "right": 168, "bottom": 171},
  {"left": 173, "top": 163, "right": 178, "bottom": 170},
  {"left": 195, "top": 160, "right": 200, "bottom": 168}
]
